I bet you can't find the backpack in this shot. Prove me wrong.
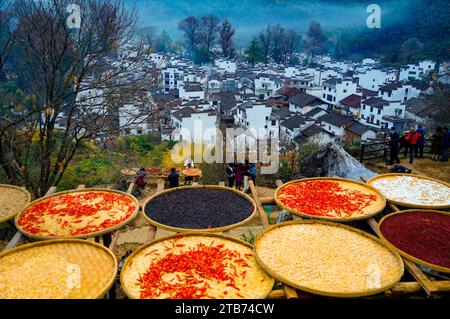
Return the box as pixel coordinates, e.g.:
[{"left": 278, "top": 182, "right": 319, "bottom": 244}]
[{"left": 390, "top": 165, "right": 412, "bottom": 174}]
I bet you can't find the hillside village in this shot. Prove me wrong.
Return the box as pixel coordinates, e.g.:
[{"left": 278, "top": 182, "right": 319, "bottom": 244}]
[{"left": 6, "top": 43, "right": 448, "bottom": 152}]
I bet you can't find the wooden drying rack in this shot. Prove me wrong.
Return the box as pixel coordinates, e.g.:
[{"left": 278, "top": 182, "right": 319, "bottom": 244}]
[{"left": 2, "top": 179, "right": 449, "bottom": 299}]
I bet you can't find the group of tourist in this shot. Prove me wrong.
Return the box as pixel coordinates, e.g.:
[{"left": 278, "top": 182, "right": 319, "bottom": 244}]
[
  {"left": 225, "top": 160, "right": 257, "bottom": 192},
  {"left": 388, "top": 125, "right": 450, "bottom": 165}
]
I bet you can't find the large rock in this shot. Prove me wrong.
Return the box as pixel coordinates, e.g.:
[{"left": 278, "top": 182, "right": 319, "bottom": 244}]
[{"left": 299, "top": 143, "right": 377, "bottom": 181}]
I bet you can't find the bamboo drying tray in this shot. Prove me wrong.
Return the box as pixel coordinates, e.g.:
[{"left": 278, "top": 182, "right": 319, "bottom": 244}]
[
  {"left": 181, "top": 168, "right": 202, "bottom": 177},
  {"left": 367, "top": 173, "right": 450, "bottom": 209},
  {"left": 142, "top": 185, "right": 257, "bottom": 233},
  {"left": 378, "top": 210, "right": 450, "bottom": 274},
  {"left": 121, "top": 233, "right": 275, "bottom": 299},
  {"left": 274, "top": 177, "right": 387, "bottom": 222},
  {"left": 14, "top": 188, "right": 140, "bottom": 240},
  {"left": 0, "top": 239, "right": 117, "bottom": 299},
  {"left": 254, "top": 220, "right": 404, "bottom": 298},
  {"left": 0, "top": 184, "right": 31, "bottom": 224}
]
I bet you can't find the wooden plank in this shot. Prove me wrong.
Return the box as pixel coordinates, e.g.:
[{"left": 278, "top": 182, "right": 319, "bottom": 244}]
[
  {"left": 2, "top": 186, "right": 58, "bottom": 252},
  {"left": 260, "top": 197, "right": 276, "bottom": 205},
  {"left": 385, "top": 282, "right": 422, "bottom": 297},
  {"left": 249, "top": 180, "right": 298, "bottom": 299},
  {"left": 267, "top": 290, "right": 285, "bottom": 299},
  {"left": 367, "top": 206, "right": 434, "bottom": 296}
]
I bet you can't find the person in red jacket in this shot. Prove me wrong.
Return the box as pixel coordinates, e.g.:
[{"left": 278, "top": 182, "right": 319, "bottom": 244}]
[{"left": 405, "top": 127, "right": 422, "bottom": 164}]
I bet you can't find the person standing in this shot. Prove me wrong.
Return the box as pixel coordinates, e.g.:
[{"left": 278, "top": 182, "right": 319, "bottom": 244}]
[
  {"left": 225, "top": 163, "right": 235, "bottom": 188},
  {"left": 249, "top": 163, "right": 257, "bottom": 186},
  {"left": 415, "top": 125, "right": 426, "bottom": 159},
  {"left": 431, "top": 127, "right": 444, "bottom": 161},
  {"left": 167, "top": 167, "right": 180, "bottom": 188},
  {"left": 234, "top": 163, "right": 243, "bottom": 191},
  {"left": 184, "top": 157, "right": 195, "bottom": 168},
  {"left": 405, "top": 127, "right": 420, "bottom": 164},
  {"left": 388, "top": 127, "right": 401, "bottom": 165},
  {"left": 135, "top": 168, "right": 148, "bottom": 191},
  {"left": 442, "top": 127, "right": 450, "bottom": 162},
  {"left": 243, "top": 160, "right": 251, "bottom": 193},
  {"left": 184, "top": 163, "right": 194, "bottom": 185}
]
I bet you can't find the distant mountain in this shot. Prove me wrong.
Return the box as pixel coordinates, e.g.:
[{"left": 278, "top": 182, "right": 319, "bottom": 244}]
[{"left": 125, "top": 0, "right": 449, "bottom": 62}]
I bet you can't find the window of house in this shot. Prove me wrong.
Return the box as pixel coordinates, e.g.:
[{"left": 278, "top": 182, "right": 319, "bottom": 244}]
[
  {"left": 370, "top": 107, "right": 374, "bottom": 112},
  {"left": 323, "top": 94, "right": 326, "bottom": 99},
  {"left": 378, "top": 109, "right": 381, "bottom": 115},
  {"left": 363, "top": 105, "right": 366, "bottom": 110},
  {"left": 272, "top": 120, "right": 276, "bottom": 126},
  {"left": 266, "top": 116, "right": 269, "bottom": 120}
]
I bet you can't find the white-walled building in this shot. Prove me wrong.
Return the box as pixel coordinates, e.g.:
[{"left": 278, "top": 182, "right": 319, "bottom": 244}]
[
  {"left": 359, "top": 97, "right": 406, "bottom": 129},
  {"left": 280, "top": 115, "right": 314, "bottom": 144},
  {"left": 215, "top": 59, "right": 237, "bottom": 74},
  {"left": 234, "top": 101, "right": 280, "bottom": 138},
  {"left": 179, "top": 82, "right": 205, "bottom": 101},
  {"left": 356, "top": 68, "right": 398, "bottom": 91},
  {"left": 399, "top": 60, "right": 436, "bottom": 82},
  {"left": 162, "top": 67, "right": 183, "bottom": 93},
  {"left": 171, "top": 107, "right": 218, "bottom": 142},
  {"left": 318, "top": 113, "right": 354, "bottom": 140},
  {"left": 322, "top": 78, "right": 358, "bottom": 106},
  {"left": 289, "top": 93, "right": 325, "bottom": 114},
  {"left": 254, "top": 73, "right": 284, "bottom": 100},
  {"left": 378, "top": 82, "right": 421, "bottom": 103},
  {"left": 119, "top": 104, "right": 148, "bottom": 135}
]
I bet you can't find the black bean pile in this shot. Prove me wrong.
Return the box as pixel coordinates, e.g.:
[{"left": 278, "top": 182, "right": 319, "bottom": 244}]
[{"left": 144, "top": 188, "right": 255, "bottom": 230}]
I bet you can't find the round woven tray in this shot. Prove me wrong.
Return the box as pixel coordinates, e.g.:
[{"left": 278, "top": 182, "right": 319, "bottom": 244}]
[
  {"left": 142, "top": 185, "right": 257, "bottom": 233},
  {"left": 0, "top": 239, "right": 117, "bottom": 299},
  {"left": 274, "top": 177, "right": 387, "bottom": 222},
  {"left": 121, "top": 233, "right": 275, "bottom": 299},
  {"left": 378, "top": 210, "right": 450, "bottom": 273},
  {"left": 15, "top": 188, "right": 140, "bottom": 240},
  {"left": 367, "top": 173, "right": 450, "bottom": 209},
  {"left": 0, "top": 184, "right": 31, "bottom": 224},
  {"left": 181, "top": 168, "right": 202, "bottom": 177},
  {"left": 254, "top": 220, "right": 404, "bottom": 298}
]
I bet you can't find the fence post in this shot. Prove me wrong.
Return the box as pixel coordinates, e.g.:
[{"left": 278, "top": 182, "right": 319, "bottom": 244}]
[{"left": 360, "top": 143, "right": 365, "bottom": 163}]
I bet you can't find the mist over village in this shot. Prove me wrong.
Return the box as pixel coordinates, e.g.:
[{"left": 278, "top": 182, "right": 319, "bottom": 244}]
[{"left": 0, "top": 0, "right": 449, "bottom": 306}]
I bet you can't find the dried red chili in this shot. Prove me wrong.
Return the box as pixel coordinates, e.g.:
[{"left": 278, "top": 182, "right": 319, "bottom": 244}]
[
  {"left": 18, "top": 191, "right": 136, "bottom": 237},
  {"left": 137, "top": 240, "right": 248, "bottom": 299},
  {"left": 380, "top": 211, "right": 450, "bottom": 268},
  {"left": 277, "top": 180, "right": 378, "bottom": 218}
]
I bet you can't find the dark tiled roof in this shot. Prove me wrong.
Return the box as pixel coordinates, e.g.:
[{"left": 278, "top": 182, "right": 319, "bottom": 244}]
[
  {"left": 301, "top": 124, "right": 323, "bottom": 138},
  {"left": 340, "top": 94, "right": 361, "bottom": 108},
  {"left": 183, "top": 82, "right": 203, "bottom": 92},
  {"left": 276, "top": 87, "right": 301, "bottom": 97},
  {"left": 318, "top": 113, "right": 354, "bottom": 127},
  {"left": 379, "top": 82, "right": 403, "bottom": 94},
  {"left": 362, "top": 97, "right": 390, "bottom": 109},
  {"left": 289, "top": 93, "right": 321, "bottom": 107},
  {"left": 281, "top": 115, "right": 306, "bottom": 130},
  {"left": 272, "top": 107, "right": 292, "bottom": 121},
  {"left": 345, "top": 121, "right": 375, "bottom": 136},
  {"left": 172, "top": 107, "right": 199, "bottom": 120},
  {"left": 237, "top": 101, "right": 254, "bottom": 111},
  {"left": 303, "top": 107, "right": 328, "bottom": 118}
]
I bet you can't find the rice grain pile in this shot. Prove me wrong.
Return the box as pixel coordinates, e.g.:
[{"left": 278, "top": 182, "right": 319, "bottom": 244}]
[
  {"left": 370, "top": 175, "right": 450, "bottom": 207},
  {"left": 0, "top": 241, "right": 116, "bottom": 299},
  {"left": 255, "top": 222, "right": 403, "bottom": 296},
  {"left": 0, "top": 185, "right": 30, "bottom": 222}
]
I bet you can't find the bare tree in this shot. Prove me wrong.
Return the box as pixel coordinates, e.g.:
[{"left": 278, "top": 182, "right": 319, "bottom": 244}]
[
  {"left": 178, "top": 16, "right": 200, "bottom": 58},
  {"left": 270, "top": 25, "right": 285, "bottom": 64},
  {"left": 281, "top": 29, "right": 301, "bottom": 65},
  {"left": 259, "top": 26, "right": 272, "bottom": 65},
  {"left": 139, "top": 26, "right": 158, "bottom": 52},
  {"left": 0, "top": 0, "right": 15, "bottom": 74},
  {"left": 219, "top": 19, "right": 235, "bottom": 58},
  {"left": 200, "top": 15, "right": 219, "bottom": 52},
  {"left": 0, "top": 0, "right": 156, "bottom": 196}
]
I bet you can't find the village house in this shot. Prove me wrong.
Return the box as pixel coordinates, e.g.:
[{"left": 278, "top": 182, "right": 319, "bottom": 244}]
[
  {"left": 162, "top": 66, "right": 184, "bottom": 93},
  {"left": 378, "top": 82, "right": 421, "bottom": 103},
  {"left": 399, "top": 60, "right": 436, "bottom": 82},
  {"left": 254, "top": 73, "right": 284, "bottom": 100},
  {"left": 215, "top": 59, "right": 237, "bottom": 74},
  {"left": 318, "top": 112, "right": 354, "bottom": 141},
  {"left": 170, "top": 107, "right": 218, "bottom": 142},
  {"left": 359, "top": 97, "right": 406, "bottom": 131},
  {"left": 294, "top": 124, "right": 335, "bottom": 147},
  {"left": 322, "top": 78, "right": 358, "bottom": 107},
  {"left": 344, "top": 121, "right": 377, "bottom": 143},
  {"left": 234, "top": 101, "right": 280, "bottom": 138},
  {"left": 280, "top": 115, "right": 314, "bottom": 144},
  {"left": 339, "top": 94, "right": 362, "bottom": 117},
  {"left": 289, "top": 93, "right": 325, "bottom": 114},
  {"left": 179, "top": 82, "right": 205, "bottom": 101},
  {"left": 356, "top": 68, "right": 398, "bottom": 91}
]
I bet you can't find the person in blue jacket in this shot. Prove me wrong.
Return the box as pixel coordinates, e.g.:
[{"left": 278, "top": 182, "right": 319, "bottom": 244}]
[{"left": 415, "top": 125, "right": 426, "bottom": 159}]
